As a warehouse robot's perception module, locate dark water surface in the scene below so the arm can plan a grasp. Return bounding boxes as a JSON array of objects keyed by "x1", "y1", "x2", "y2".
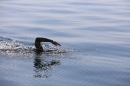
[{"x1": 0, "y1": 0, "x2": 130, "y2": 86}]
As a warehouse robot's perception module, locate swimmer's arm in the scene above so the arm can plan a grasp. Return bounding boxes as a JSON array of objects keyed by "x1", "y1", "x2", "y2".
[{"x1": 35, "y1": 37, "x2": 61, "y2": 46}]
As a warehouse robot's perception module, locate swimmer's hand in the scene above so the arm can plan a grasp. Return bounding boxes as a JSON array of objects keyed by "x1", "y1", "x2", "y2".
[{"x1": 52, "y1": 41, "x2": 61, "y2": 46}]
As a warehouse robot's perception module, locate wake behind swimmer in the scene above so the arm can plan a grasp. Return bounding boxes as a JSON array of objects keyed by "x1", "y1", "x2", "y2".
[{"x1": 0, "y1": 37, "x2": 67, "y2": 56}]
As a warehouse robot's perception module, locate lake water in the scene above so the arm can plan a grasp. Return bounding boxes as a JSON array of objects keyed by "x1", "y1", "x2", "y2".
[{"x1": 0, "y1": 0, "x2": 130, "y2": 86}]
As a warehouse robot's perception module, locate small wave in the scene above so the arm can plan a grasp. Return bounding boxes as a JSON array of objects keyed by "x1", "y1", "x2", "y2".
[{"x1": 0, "y1": 40, "x2": 34, "y2": 56}]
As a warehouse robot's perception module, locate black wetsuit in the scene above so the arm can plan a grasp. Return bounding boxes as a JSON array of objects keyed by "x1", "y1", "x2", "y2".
[{"x1": 35, "y1": 37, "x2": 61, "y2": 53}]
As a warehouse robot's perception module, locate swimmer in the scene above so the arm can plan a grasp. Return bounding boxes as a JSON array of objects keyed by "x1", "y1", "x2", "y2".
[
  {"x1": 35, "y1": 37, "x2": 61, "y2": 53},
  {"x1": 0, "y1": 37, "x2": 61, "y2": 54}
]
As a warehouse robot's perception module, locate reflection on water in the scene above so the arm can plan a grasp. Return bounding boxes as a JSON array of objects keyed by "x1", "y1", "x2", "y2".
[{"x1": 33, "y1": 54, "x2": 60, "y2": 78}]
